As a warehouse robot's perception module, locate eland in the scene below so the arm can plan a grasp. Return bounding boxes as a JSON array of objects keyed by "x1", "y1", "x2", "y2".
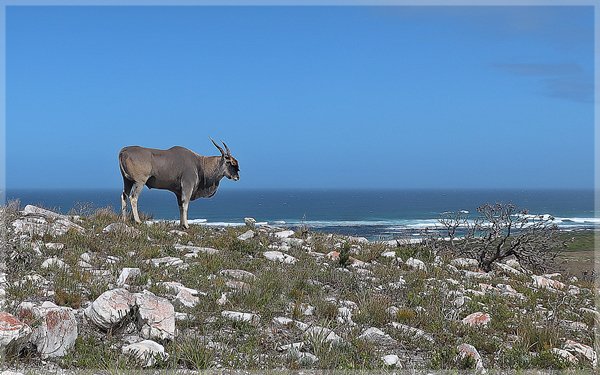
[{"x1": 118, "y1": 139, "x2": 240, "y2": 228}]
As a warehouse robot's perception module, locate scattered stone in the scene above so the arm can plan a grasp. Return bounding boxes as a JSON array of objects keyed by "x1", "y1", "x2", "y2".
[
  {"x1": 381, "y1": 251, "x2": 396, "y2": 258},
  {"x1": 494, "y1": 262, "x2": 522, "y2": 276},
  {"x1": 244, "y1": 217, "x2": 256, "y2": 228},
  {"x1": 0, "y1": 312, "x2": 31, "y2": 353},
  {"x1": 453, "y1": 296, "x2": 471, "y2": 308},
  {"x1": 225, "y1": 280, "x2": 250, "y2": 292},
  {"x1": 102, "y1": 222, "x2": 140, "y2": 236},
  {"x1": 41, "y1": 257, "x2": 69, "y2": 270},
  {"x1": 221, "y1": 311, "x2": 260, "y2": 326},
  {"x1": 18, "y1": 301, "x2": 78, "y2": 358},
  {"x1": 12, "y1": 205, "x2": 85, "y2": 236},
  {"x1": 389, "y1": 322, "x2": 435, "y2": 343},
  {"x1": 274, "y1": 230, "x2": 295, "y2": 239},
  {"x1": 462, "y1": 312, "x2": 491, "y2": 327},
  {"x1": 457, "y1": 343, "x2": 485, "y2": 372},
  {"x1": 169, "y1": 229, "x2": 187, "y2": 236},
  {"x1": 219, "y1": 269, "x2": 256, "y2": 280},
  {"x1": 122, "y1": 339, "x2": 169, "y2": 367},
  {"x1": 551, "y1": 348, "x2": 579, "y2": 364},
  {"x1": 276, "y1": 341, "x2": 304, "y2": 352},
  {"x1": 85, "y1": 288, "x2": 136, "y2": 330},
  {"x1": 157, "y1": 281, "x2": 202, "y2": 297},
  {"x1": 135, "y1": 291, "x2": 176, "y2": 341},
  {"x1": 216, "y1": 293, "x2": 228, "y2": 306},
  {"x1": 559, "y1": 320, "x2": 588, "y2": 332},
  {"x1": 336, "y1": 306, "x2": 355, "y2": 326},
  {"x1": 289, "y1": 302, "x2": 315, "y2": 316},
  {"x1": 532, "y1": 275, "x2": 565, "y2": 291},
  {"x1": 381, "y1": 354, "x2": 401, "y2": 367},
  {"x1": 77, "y1": 260, "x2": 93, "y2": 269},
  {"x1": 263, "y1": 251, "x2": 297, "y2": 264},
  {"x1": 174, "y1": 244, "x2": 219, "y2": 255},
  {"x1": 175, "y1": 289, "x2": 200, "y2": 308},
  {"x1": 563, "y1": 339, "x2": 597, "y2": 367},
  {"x1": 117, "y1": 268, "x2": 141, "y2": 287},
  {"x1": 406, "y1": 257, "x2": 427, "y2": 271},
  {"x1": 358, "y1": 327, "x2": 397, "y2": 345},
  {"x1": 237, "y1": 230, "x2": 255, "y2": 241},
  {"x1": 44, "y1": 242, "x2": 64, "y2": 250},
  {"x1": 450, "y1": 258, "x2": 479, "y2": 269},
  {"x1": 147, "y1": 257, "x2": 183, "y2": 267},
  {"x1": 463, "y1": 270, "x2": 492, "y2": 280},
  {"x1": 288, "y1": 348, "x2": 318, "y2": 364},
  {"x1": 303, "y1": 325, "x2": 342, "y2": 344}
]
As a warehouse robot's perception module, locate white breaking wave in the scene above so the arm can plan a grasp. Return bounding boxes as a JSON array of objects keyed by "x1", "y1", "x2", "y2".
[{"x1": 147, "y1": 215, "x2": 599, "y2": 230}]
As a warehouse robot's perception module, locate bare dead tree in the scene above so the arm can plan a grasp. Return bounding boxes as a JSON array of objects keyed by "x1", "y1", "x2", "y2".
[{"x1": 428, "y1": 203, "x2": 564, "y2": 272}]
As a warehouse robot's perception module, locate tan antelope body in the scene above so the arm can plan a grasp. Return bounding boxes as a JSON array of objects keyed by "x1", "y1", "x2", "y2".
[{"x1": 118, "y1": 140, "x2": 239, "y2": 228}]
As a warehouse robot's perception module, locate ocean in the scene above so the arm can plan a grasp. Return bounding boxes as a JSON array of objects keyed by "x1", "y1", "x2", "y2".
[{"x1": 5, "y1": 189, "x2": 598, "y2": 240}]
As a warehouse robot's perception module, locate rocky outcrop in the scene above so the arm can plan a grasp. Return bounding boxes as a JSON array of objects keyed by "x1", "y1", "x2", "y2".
[
  {"x1": 85, "y1": 288, "x2": 136, "y2": 330},
  {"x1": 0, "y1": 312, "x2": 31, "y2": 354},
  {"x1": 18, "y1": 301, "x2": 77, "y2": 358},
  {"x1": 122, "y1": 339, "x2": 169, "y2": 367},
  {"x1": 135, "y1": 291, "x2": 176, "y2": 341}
]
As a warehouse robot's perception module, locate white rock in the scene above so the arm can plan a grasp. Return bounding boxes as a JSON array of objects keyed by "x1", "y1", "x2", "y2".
[
  {"x1": 44, "y1": 242, "x2": 64, "y2": 250},
  {"x1": 336, "y1": 306, "x2": 355, "y2": 326},
  {"x1": 122, "y1": 339, "x2": 169, "y2": 367},
  {"x1": 272, "y1": 316, "x2": 295, "y2": 326},
  {"x1": 406, "y1": 257, "x2": 427, "y2": 271},
  {"x1": 157, "y1": 281, "x2": 202, "y2": 296},
  {"x1": 303, "y1": 325, "x2": 342, "y2": 344},
  {"x1": 564, "y1": 339, "x2": 597, "y2": 367},
  {"x1": 381, "y1": 354, "x2": 400, "y2": 367},
  {"x1": 117, "y1": 268, "x2": 141, "y2": 287},
  {"x1": 221, "y1": 311, "x2": 260, "y2": 326},
  {"x1": 147, "y1": 256, "x2": 183, "y2": 267},
  {"x1": 450, "y1": 258, "x2": 479, "y2": 269},
  {"x1": 176, "y1": 289, "x2": 200, "y2": 308},
  {"x1": 216, "y1": 293, "x2": 228, "y2": 306},
  {"x1": 457, "y1": 343, "x2": 485, "y2": 372},
  {"x1": 274, "y1": 230, "x2": 295, "y2": 239},
  {"x1": 276, "y1": 341, "x2": 304, "y2": 352},
  {"x1": 18, "y1": 301, "x2": 77, "y2": 358},
  {"x1": 389, "y1": 322, "x2": 434, "y2": 343},
  {"x1": 532, "y1": 275, "x2": 565, "y2": 291},
  {"x1": 244, "y1": 217, "x2": 256, "y2": 228},
  {"x1": 462, "y1": 312, "x2": 491, "y2": 327},
  {"x1": 288, "y1": 348, "x2": 318, "y2": 364},
  {"x1": 77, "y1": 260, "x2": 93, "y2": 269},
  {"x1": 169, "y1": 229, "x2": 187, "y2": 236},
  {"x1": 453, "y1": 296, "x2": 471, "y2": 308},
  {"x1": 41, "y1": 257, "x2": 68, "y2": 270},
  {"x1": 358, "y1": 327, "x2": 397, "y2": 345},
  {"x1": 135, "y1": 291, "x2": 176, "y2": 341},
  {"x1": 219, "y1": 269, "x2": 256, "y2": 280},
  {"x1": 494, "y1": 262, "x2": 522, "y2": 276},
  {"x1": 174, "y1": 244, "x2": 219, "y2": 255},
  {"x1": 85, "y1": 288, "x2": 136, "y2": 330},
  {"x1": 464, "y1": 270, "x2": 492, "y2": 280},
  {"x1": 0, "y1": 312, "x2": 31, "y2": 353},
  {"x1": 381, "y1": 251, "x2": 396, "y2": 258},
  {"x1": 263, "y1": 251, "x2": 297, "y2": 264},
  {"x1": 551, "y1": 348, "x2": 579, "y2": 364},
  {"x1": 237, "y1": 230, "x2": 255, "y2": 241},
  {"x1": 102, "y1": 222, "x2": 140, "y2": 236}
]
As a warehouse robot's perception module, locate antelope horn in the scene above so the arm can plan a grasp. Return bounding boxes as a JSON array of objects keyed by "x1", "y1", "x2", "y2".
[
  {"x1": 210, "y1": 137, "x2": 225, "y2": 156},
  {"x1": 222, "y1": 141, "x2": 231, "y2": 156}
]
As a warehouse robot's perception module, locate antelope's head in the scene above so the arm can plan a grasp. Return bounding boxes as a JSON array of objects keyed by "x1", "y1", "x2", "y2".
[{"x1": 211, "y1": 138, "x2": 240, "y2": 181}]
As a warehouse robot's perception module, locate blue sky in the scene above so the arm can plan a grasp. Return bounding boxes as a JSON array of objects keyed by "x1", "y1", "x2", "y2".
[{"x1": 6, "y1": 6, "x2": 595, "y2": 189}]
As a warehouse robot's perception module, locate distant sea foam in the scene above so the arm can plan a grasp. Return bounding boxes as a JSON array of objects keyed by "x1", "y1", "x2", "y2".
[{"x1": 7, "y1": 188, "x2": 598, "y2": 240}]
